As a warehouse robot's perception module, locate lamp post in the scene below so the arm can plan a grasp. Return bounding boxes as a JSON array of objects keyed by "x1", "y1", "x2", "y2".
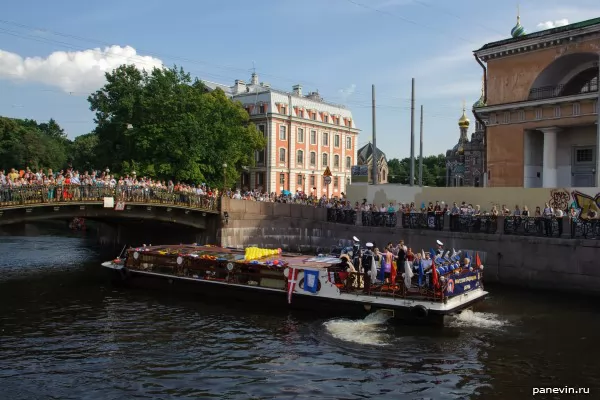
[{"x1": 222, "y1": 163, "x2": 228, "y2": 191}]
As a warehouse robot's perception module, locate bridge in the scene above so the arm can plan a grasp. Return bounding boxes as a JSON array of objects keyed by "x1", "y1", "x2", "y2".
[{"x1": 0, "y1": 186, "x2": 220, "y2": 229}]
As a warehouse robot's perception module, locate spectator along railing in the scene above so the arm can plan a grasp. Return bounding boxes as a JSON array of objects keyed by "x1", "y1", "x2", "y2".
[
  {"x1": 0, "y1": 185, "x2": 218, "y2": 211},
  {"x1": 325, "y1": 209, "x2": 595, "y2": 239}
]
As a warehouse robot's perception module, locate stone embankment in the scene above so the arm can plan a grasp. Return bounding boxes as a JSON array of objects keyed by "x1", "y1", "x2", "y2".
[{"x1": 219, "y1": 198, "x2": 600, "y2": 295}]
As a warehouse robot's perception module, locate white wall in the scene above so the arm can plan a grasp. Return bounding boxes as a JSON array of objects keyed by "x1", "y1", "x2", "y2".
[{"x1": 524, "y1": 130, "x2": 543, "y2": 188}]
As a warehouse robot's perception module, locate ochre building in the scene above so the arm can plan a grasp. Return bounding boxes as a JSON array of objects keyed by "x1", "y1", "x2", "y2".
[{"x1": 473, "y1": 16, "x2": 600, "y2": 187}]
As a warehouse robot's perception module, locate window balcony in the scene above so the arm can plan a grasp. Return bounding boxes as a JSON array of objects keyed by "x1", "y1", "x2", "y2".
[{"x1": 528, "y1": 78, "x2": 598, "y2": 101}]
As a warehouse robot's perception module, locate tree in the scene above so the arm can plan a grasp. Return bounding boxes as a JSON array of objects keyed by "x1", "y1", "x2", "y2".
[
  {"x1": 0, "y1": 116, "x2": 70, "y2": 171},
  {"x1": 387, "y1": 154, "x2": 446, "y2": 186},
  {"x1": 88, "y1": 64, "x2": 265, "y2": 186},
  {"x1": 71, "y1": 132, "x2": 99, "y2": 171}
]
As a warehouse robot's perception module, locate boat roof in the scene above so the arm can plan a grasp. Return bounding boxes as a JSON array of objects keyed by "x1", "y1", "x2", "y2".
[{"x1": 128, "y1": 245, "x2": 341, "y2": 268}]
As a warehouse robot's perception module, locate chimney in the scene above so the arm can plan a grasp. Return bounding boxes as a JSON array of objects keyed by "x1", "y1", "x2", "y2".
[
  {"x1": 234, "y1": 79, "x2": 247, "y2": 94},
  {"x1": 250, "y1": 73, "x2": 258, "y2": 85},
  {"x1": 292, "y1": 84, "x2": 302, "y2": 96}
]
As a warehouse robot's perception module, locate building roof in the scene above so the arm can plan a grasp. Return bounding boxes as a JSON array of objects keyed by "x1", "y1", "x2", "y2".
[
  {"x1": 475, "y1": 17, "x2": 600, "y2": 52},
  {"x1": 357, "y1": 142, "x2": 387, "y2": 164}
]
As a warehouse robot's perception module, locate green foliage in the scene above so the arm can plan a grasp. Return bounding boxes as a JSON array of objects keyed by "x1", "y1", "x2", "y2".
[
  {"x1": 88, "y1": 64, "x2": 265, "y2": 186},
  {"x1": 0, "y1": 116, "x2": 71, "y2": 171},
  {"x1": 387, "y1": 154, "x2": 446, "y2": 187}
]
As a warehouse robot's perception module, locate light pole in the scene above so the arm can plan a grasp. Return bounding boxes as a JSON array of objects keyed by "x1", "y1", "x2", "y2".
[{"x1": 222, "y1": 163, "x2": 228, "y2": 191}]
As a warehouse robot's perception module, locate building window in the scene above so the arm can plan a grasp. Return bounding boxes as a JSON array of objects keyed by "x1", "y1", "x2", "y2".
[
  {"x1": 518, "y1": 110, "x2": 525, "y2": 121},
  {"x1": 310, "y1": 130, "x2": 317, "y2": 145},
  {"x1": 280, "y1": 173, "x2": 285, "y2": 184},
  {"x1": 259, "y1": 104, "x2": 266, "y2": 114},
  {"x1": 490, "y1": 113, "x2": 497, "y2": 124},
  {"x1": 281, "y1": 106, "x2": 287, "y2": 115},
  {"x1": 322, "y1": 132, "x2": 329, "y2": 146},
  {"x1": 311, "y1": 112, "x2": 316, "y2": 121},
  {"x1": 346, "y1": 156, "x2": 351, "y2": 169},
  {"x1": 297, "y1": 150, "x2": 304, "y2": 164},
  {"x1": 279, "y1": 148, "x2": 286, "y2": 163},
  {"x1": 256, "y1": 172, "x2": 264, "y2": 186},
  {"x1": 310, "y1": 175, "x2": 315, "y2": 187},
  {"x1": 576, "y1": 149, "x2": 593, "y2": 163},
  {"x1": 535, "y1": 109, "x2": 542, "y2": 120},
  {"x1": 333, "y1": 177, "x2": 339, "y2": 188},
  {"x1": 297, "y1": 128, "x2": 304, "y2": 143},
  {"x1": 279, "y1": 126, "x2": 287, "y2": 140},
  {"x1": 298, "y1": 110, "x2": 304, "y2": 118},
  {"x1": 503, "y1": 112, "x2": 510, "y2": 124},
  {"x1": 322, "y1": 153, "x2": 328, "y2": 167},
  {"x1": 310, "y1": 152, "x2": 316, "y2": 166},
  {"x1": 257, "y1": 124, "x2": 266, "y2": 136},
  {"x1": 334, "y1": 155, "x2": 340, "y2": 168},
  {"x1": 573, "y1": 103, "x2": 581, "y2": 116},
  {"x1": 346, "y1": 137, "x2": 352, "y2": 149},
  {"x1": 324, "y1": 115, "x2": 329, "y2": 123},
  {"x1": 334, "y1": 134, "x2": 340, "y2": 147},
  {"x1": 255, "y1": 149, "x2": 265, "y2": 164},
  {"x1": 554, "y1": 106, "x2": 561, "y2": 118}
]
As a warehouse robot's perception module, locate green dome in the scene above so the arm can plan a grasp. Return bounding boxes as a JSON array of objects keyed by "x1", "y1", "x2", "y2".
[
  {"x1": 511, "y1": 16, "x2": 525, "y2": 37},
  {"x1": 473, "y1": 95, "x2": 486, "y2": 108}
]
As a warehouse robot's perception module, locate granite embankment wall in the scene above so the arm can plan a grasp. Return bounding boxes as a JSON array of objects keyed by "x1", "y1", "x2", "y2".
[{"x1": 219, "y1": 198, "x2": 600, "y2": 295}]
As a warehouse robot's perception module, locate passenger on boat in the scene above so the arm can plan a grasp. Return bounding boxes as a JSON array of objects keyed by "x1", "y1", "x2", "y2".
[
  {"x1": 380, "y1": 247, "x2": 393, "y2": 282},
  {"x1": 339, "y1": 254, "x2": 360, "y2": 288},
  {"x1": 436, "y1": 240, "x2": 444, "y2": 257},
  {"x1": 362, "y1": 243, "x2": 376, "y2": 293}
]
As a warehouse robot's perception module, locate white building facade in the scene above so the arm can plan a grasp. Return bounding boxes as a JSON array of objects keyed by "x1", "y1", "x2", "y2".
[{"x1": 204, "y1": 73, "x2": 360, "y2": 197}]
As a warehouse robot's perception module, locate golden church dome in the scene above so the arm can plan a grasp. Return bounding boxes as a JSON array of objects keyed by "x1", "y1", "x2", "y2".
[
  {"x1": 458, "y1": 106, "x2": 470, "y2": 129},
  {"x1": 457, "y1": 145, "x2": 464, "y2": 154}
]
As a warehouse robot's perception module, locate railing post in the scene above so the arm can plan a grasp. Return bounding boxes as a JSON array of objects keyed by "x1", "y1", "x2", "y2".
[
  {"x1": 495, "y1": 216, "x2": 503, "y2": 234},
  {"x1": 560, "y1": 216, "x2": 569, "y2": 238},
  {"x1": 356, "y1": 211, "x2": 362, "y2": 226}
]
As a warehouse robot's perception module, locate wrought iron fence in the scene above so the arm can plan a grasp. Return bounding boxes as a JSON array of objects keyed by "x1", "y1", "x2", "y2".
[
  {"x1": 450, "y1": 214, "x2": 498, "y2": 234},
  {"x1": 570, "y1": 219, "x2": 600, "y2": 239},
  {"x1": 362, "y1": 211, "x2": 397, "y2": 227},
  {"x1": 528, "y1": 80, "x2": 598, "y2": 101},
  {"x1": 0, "y1": 185, "x2": 218, "y2": 211},
  {"x1": 503, "y1": 216, "x2": 561, "y2": 237},
  {"x1": 326, "y1": 208, "x2": 357, "y2": 225},
  {"x1": 402, "y1": 212, "x2": 444, "y2": 230}
]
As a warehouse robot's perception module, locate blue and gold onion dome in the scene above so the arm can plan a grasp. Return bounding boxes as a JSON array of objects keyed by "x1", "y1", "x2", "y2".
[{"x1": 511, "y1": 16, "x2": 526, "y2": 38}]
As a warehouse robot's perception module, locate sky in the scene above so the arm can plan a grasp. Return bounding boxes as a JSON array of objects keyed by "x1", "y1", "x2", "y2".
[{"x1": 1, "y1": 0, "x2": 599, "y2": 160}]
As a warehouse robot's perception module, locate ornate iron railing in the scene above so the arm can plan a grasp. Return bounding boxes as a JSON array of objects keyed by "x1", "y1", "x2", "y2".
[
  {"x1": 450, "y1": 214, "x2": 498, "y2": 234},
  {"x1": 326, "y1": 208, "x2": 357, "y2": 225},
  {"x1": 570, "y1": 219, "x2": 600, "y2": 239},
  {"x1": 528, "y1": 80, "x2": 598, "y2": 101},
  {"x1": 0, "y1": 185, "x2": 218, "y2": 211},
  {"x1": 402, "y1": 212, "x2": 444, "y2": 230},
  {"x1": 362, "y1": 211, "x2": 397, "y2": 227},
  {"x1": 503, "y1": 216, "x2": 562, "y2": 237}
]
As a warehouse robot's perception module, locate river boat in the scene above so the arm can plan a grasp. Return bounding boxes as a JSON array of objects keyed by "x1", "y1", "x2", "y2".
[{"x1": 101, "y1": 244, "x2": 488, "y2": 325}]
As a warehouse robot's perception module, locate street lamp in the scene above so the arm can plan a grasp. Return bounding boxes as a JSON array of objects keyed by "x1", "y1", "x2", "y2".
[{"x1": 222, "y1": 163, "x2": 228, "y2": 191}]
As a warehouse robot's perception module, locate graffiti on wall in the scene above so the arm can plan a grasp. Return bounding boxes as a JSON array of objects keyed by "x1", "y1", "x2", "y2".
[
  {"x1": 549, "y1": 189, "x2": 571, "y2": 211},
  {"x1": 571, "y1": 191, "x2": 600, "y2": 220}
]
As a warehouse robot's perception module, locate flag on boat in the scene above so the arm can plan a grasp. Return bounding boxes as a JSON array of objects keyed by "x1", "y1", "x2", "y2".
[
  {"x1": 287, "y1": 267, "x2": 298, "y2": 304},
  {"x1": 475, "y1": 252, "x2": 482, "y2": 267},
  {"x1": 431, "y1": 258, "x2": 439, "y2": 289},
  {"x1": 391, "y1": 261, "x2": 397, "y2": 285},
  {"x1": 304, "y1": 269, "x2": 320, "y2": 293},
  {"x1": 403, "y1": 260, "x2": 414, "y2": 289}
]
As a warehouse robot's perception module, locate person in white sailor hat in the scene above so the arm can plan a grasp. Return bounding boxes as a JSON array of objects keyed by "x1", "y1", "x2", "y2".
[{"x1": 436, "y1": 240, "x2": 445, "y2": 256}]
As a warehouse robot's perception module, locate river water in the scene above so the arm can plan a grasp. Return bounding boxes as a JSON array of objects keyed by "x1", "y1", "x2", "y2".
[{"x1": 0, "y1": 228, "x2": 598, "y2": 399}]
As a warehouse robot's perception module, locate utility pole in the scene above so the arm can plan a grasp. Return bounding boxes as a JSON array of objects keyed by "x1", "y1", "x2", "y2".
[
  {"x1": 419, "y1": 104, "x2": 424, "y2": 187},
  {"x1": 372, "y1": 84, "x2": 378, "y2": 185},
  {"x1": 410, "y1": 78, "x2": 415, "y2": 186}
]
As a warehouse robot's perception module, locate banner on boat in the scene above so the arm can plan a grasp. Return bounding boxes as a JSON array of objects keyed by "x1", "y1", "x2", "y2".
[
  {"x1": 304, "y1": 269, "x2": 320, "y2": 293},
  {"x1": 444, "y1": 270, "x2": 481, "y2": 296}
]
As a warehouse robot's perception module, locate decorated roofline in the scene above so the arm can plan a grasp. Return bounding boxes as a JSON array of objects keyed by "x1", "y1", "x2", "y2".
[{"x1": 474, "y1": 17, "x2": 600, "y2": 59}]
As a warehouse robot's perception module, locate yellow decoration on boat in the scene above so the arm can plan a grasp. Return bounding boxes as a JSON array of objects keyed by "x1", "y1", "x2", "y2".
[{"x1": 244, "y1": 247, "x2": 280, "y2": 261}]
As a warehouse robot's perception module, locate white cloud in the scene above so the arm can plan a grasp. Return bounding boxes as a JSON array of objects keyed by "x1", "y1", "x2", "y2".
[
  {"x1": 536, "y1": 18, "x2": 569, "y2": 30},
  {"x1": 339, "y1": 83, "x2": 357, "y2": 101},
  {"x1": 0, "y1": 45, "x2": 163, "y2": 94}
]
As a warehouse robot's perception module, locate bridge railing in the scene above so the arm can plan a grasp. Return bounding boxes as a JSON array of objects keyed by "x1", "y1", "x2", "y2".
[{"x1": 0, "y1": 185, "x2": 218, "y2": 211}]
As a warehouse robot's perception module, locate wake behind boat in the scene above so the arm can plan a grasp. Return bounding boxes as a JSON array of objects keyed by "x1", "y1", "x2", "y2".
[{"x1": 101, "y1": 239, "x2": 487, "y2": 325}]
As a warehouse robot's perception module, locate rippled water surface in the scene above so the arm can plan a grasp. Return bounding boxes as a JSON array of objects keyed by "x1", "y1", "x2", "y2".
[{"x1": 1, "y1": 233, "x2": 599, "y2": 399}]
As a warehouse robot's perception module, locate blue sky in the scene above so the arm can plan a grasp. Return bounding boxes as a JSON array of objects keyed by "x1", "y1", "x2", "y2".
[{"x1": 1, "y1": 0, "x2": 598, "y2": 160}]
